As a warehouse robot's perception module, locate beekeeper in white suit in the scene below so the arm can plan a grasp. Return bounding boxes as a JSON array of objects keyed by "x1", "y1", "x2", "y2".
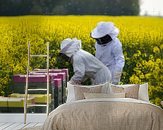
[
  {"x1": 91, "y1": 21, "x2": 125, "y2": 84},
  {"x1": 59, "y1": 37, "x2": 112, "y2": 85}
]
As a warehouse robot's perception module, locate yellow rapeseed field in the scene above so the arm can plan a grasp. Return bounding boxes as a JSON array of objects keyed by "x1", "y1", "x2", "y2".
[{"x1": 0, "y1": 16, "x2": 162, "y2": 106}]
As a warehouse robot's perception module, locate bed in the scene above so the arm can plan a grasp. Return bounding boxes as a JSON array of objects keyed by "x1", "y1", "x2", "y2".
[{"x1": 41, "y1": 83, "x2": 163, "y2": 130}]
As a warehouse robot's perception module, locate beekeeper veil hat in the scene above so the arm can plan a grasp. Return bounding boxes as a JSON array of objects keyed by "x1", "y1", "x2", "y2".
[
  {"x1": 60, "y1": 38, "x2": 82, "y2": 57},
  {"x1": 91, "y1": 21, "x2": 119, "y2": 39}
]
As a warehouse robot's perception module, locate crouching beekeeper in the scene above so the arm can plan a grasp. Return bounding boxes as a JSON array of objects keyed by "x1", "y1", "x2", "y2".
[{"x1": 59, "y1": 37, "x2": 111, "y2": 85}]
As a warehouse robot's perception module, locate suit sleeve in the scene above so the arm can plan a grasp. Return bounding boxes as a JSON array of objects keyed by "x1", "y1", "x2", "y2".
[
  {"x1": 69, "y1": 56, "x2": 85, "y2": 84},
  {"x1": 112, "y1": 42, "x2": 125, "y2": 72}
]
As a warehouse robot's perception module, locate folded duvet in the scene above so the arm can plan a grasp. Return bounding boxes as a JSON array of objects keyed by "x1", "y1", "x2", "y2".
[{"x1": 42, "y1": 98, "x2": 163, "y2": 130}]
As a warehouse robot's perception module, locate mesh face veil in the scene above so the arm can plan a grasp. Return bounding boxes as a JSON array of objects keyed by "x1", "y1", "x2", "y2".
[{"x1": 95, "y1": 34, "x2": 112, "y2": 45}]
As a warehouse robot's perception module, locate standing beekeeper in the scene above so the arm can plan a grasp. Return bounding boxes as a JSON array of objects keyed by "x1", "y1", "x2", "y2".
[
  {"x1": 59, "y1": 37, "x2": 112, "y2": 85},
  {"x1": 91, "y1": 21, "x2": 125, "y2": 85}
]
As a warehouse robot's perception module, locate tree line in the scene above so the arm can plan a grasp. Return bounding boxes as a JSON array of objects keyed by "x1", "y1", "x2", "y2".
[{"x1": 0, "y1": 0, "x2": 140, "y2": 16}]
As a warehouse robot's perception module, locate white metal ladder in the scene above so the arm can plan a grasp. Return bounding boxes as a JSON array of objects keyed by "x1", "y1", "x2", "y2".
[{"x1": 24, "y1": 41, "x2": 50, "y2": 124}]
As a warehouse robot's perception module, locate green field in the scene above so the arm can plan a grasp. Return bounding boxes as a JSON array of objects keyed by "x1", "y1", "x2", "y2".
[{"x1": 0, "y1": 16, "x2": 162, "y2": 106}]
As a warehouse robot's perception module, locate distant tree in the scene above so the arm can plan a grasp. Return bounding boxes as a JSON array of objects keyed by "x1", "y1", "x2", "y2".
[
  {"x1": 0, "y1": 0, "x2": 140, "y2": 15},
  {"x1": 30, "y1": 0, "x2": 42, "y2": 15},
  {"x1": 0, "y1": 0, "x2": 32, "y2": 16},
  {"x1": 53, "y1": 0, "x2": 140, "y2": 15},
  {"x1": 12, "y1": 0, "x2": 32, "y2": 15},
  {"x1": 0, "y1": 0, "x2": 13, "y2": 15}
]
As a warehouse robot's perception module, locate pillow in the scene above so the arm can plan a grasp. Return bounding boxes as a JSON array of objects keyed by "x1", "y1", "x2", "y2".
[
  {"x1": 74, "y1": 85, "x2": 102, "y2": 100},
  {"x1": 66, "y1": 82, "x2": 111, "y2": 103},
  {"x1": 84, "y1": 92, "x2": 125, "y2": 99},
  {"x1": 138, "y1": 83, "x2": 149, "y2": 102},
  {"x1": 77, "y1": 82, "x2": 111, "y2": 94},
  {"x1": 66, "y1": 82, "x2": 76, "y2": 103},
  {"x1": 111, "y1": 84, "x2": 139, "y2": 99},
  {"x1": 161, "y1": 101, "x2": 163, "y2": 107}
]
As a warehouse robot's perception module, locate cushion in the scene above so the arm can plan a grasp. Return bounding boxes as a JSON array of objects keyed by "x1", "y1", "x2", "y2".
[
  {"x1": 67, "y1": 82, "x2": 149, "y2": 102},
  {"x1": 74, "y1": 85, "x2": 102, "y2": 100},
  {"x1": 161, "y1": 101, "x2": 163, "y2": 107},
  {"x1": 138, "y1": 83, "x2": 149, "y2": 102},
  {"x1": 111, "y1": 84, "x2": 139, "y2": 99},
  {"x1": 84, "y1": 92, "x2": 125, "y2": 99},
  {"x1": 66, "y1": 82, "x2": 76, "y2": 103},
  {"x1": 66, "y1": 82, "x2": 111, "y2": 103}
]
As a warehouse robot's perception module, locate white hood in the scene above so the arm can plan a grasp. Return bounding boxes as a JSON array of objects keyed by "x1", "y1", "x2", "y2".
[
  {"x1": 60, "y1": 38, "x2": 82, "y2": 57},
  {"x1": 91, "y1": 21, "x2": 119, "y2": 39}
]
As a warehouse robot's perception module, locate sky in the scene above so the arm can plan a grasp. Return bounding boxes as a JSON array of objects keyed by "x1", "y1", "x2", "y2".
[{"x1": 140, "y1": 0, "x2": 163, "y2": 16}]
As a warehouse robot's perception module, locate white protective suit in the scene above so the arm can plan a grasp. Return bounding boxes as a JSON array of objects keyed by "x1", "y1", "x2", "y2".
[
  {"x1": 60, "y1": 38, "x2": 112, "y2": 85},
  {"x1": 91, "y1": 22, "x2": 125, "y2": 84}
]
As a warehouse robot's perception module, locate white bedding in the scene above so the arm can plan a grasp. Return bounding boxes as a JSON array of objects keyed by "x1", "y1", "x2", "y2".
[{"x1": 42, "y1": 98, "x2": 163, "y2": 130}]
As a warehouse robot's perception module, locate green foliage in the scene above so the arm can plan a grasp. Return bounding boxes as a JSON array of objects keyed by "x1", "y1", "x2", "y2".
[
  {"x1": 0, "y1": 63, "x2": 13, "y2": 96},
  {"x1": 0, "y1": 16, "x2": 162, "y2": 106}
]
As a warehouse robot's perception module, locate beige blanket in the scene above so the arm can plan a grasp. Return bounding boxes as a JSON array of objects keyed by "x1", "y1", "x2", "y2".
[{"x1": 42, "y1": 98, "x2": 163, "y2": 130}]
